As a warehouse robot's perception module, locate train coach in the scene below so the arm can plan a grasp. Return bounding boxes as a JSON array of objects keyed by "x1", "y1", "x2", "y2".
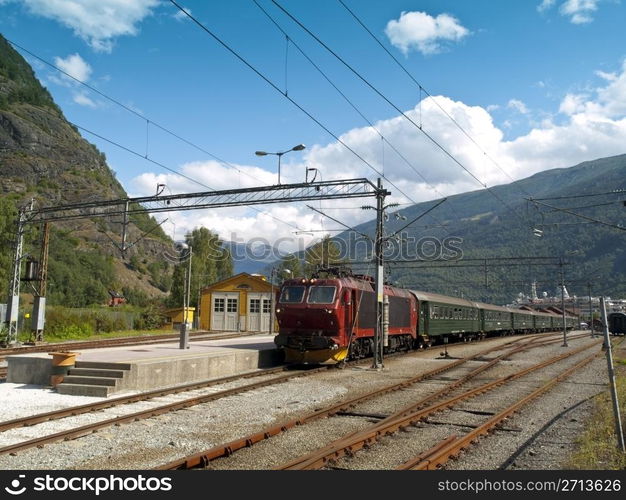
[
  {"x1": 608, "y1": 312, "x2": 626, "y2": 335},
  {"x1": 274, "y1": 273, "x2": 576, "y2": 364}
]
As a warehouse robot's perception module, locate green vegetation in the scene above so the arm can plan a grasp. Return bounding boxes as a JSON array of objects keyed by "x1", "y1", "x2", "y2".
[
  {"x1": 47, "y1": 228, "x2": 116, "y2": 307},
  {"x1": 567, "y1": 343, "x2": 626, "y2": 469},
  {"x1": 128, "y1": 203, "x2": 170, "y2": 243},
  {"x1": 15, "y1": 304, "x2": 168, "y2": 342},
  {"x1": 0, "y1": 197, "x2": 18, "y2": 301},
  {"x1": 168, "y1": 227, "x2": 233, "y2": 308},
  {"x1": 0, "y1": 35, "x2": 59, "y2": 111},
  {"x1": 337, "y1": 154, "x2": 626, "y2": 304},
  {"x1": 303, "y1": 236, "x2": 347, "y2": 277},
  {"x1": 275, "y1": 254, "x2": 303, "y2": 278}
]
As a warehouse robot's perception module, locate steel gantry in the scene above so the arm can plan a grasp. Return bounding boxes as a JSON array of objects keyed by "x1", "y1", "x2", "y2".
[{"x1": 3, "y1": 178, "x2": 389, "y2": 350}]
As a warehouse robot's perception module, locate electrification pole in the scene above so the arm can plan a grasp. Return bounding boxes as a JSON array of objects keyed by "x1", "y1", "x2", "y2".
[
  {"x1": 560, "y1": 258, "x2": 568, "y2": 347},
  {"x1": 32, "y1": 222, "x2": 50, "y2": 342},
  {"x1": 589, "y1": 282, "x2": 595, "y2": 338},
  {"x1": 373, "y1": 178, "x2": 385, "y2": 370},
  {"x1": 179, "y1": 245, "x2": 192, "y2": 350},
  {"x1": 600, "y1": 297, "x2": 626, "y2": 453},
  {"x1": 4, "y1": 203, "x2": 31, "y2": 346}
]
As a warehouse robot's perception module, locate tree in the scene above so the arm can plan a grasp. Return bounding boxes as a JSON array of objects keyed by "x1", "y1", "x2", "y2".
[
  {"x1": 0, "y1": 197, "x2": 17, "y2": 302},
  {"x1": 168, "y1": 227, "x2": 233, "y2": 309},
  {"x1": 276, "y1": 254, "x2": 302, "y2": 279},
  {"x1": 303, "y1": 236, "x2": 346, "y2": 277}
]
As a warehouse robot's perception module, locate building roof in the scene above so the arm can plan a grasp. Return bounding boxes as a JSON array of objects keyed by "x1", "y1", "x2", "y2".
[{"x1": 201, "y1": 272, "x2": 272, "y2": 293}]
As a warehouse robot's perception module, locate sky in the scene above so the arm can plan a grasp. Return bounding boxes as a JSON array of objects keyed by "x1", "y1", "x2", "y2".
[{"x1": 1, "y1": 0, "x2": 625, "y2": 254}]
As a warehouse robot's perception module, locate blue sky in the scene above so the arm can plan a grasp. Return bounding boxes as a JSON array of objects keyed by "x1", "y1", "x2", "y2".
[{"x1": 1, "y1": 0, "x2": 625, "y2": 250}]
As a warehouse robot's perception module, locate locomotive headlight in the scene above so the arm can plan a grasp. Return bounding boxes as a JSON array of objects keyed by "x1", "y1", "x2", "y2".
[{"x1": 276, "y1": 308, "x2": 281, "y2": 313}]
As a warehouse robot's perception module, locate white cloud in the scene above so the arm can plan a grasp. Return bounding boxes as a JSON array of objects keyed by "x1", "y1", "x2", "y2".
[
  {"x1": 19, "y1": 0, "x2": 159, "y2": 52},
  {"x1": 560, "y1": 0, "x2": 599, "y2": 24},
  {"x1": 537, "y1": 0, "x2": 557, "y2": 12},
  {"x1": 173, "y1": 6, "x2": 191, "y2": 21},
  {"x1": 73, "y1": 91, "x2": 97, "y2": 108},
  {"x1": 595, "y1": 70, "x2": 617, "y2": 82},
  {"x1": 54, "y1": 53, "x2": 91, "y2": 82},
  {"x1": 539, "y1": 0, "x2": 602, "y2": 24},
  {"x1": 128, "y1": 61, "x2": 626, "y2": 248},
  {"x1": 507, "y1": 99, "x2": 529, "y2": 114},
  {"x1": 385, "y1": 11, "x2": 470, "y2": 55}
]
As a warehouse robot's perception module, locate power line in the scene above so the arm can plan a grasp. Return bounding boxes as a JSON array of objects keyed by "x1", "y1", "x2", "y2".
[
  {"x1": 8, "y1": 38, "x2": 304, "y2": 233},
  {"x1": 269, "y1": 0, "x2": 530, "y2": 229},
  {"x1": 336, "y1": 0, "x2": 533, "y2": 199},
  {"x1": 168, "y1": 0, "x2": 420, "y2": 207},
  {"x1": 5, "y1": 38, "x2": 264, "y2": 186},
  {"x1": 252, "y1": 0, "x2": 448, "y2": 202},
  {"x1": 528, "y1": 198, "x2": 626, "y2": 232},
  {"x1": 29, "y1": 103, "x2": 304, "y2": 232},
  {"x1": 532, "y1": 189, "x2": 626, "y2": 201}
]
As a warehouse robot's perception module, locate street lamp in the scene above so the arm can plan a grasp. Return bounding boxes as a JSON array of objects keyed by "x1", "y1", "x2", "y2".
[
  {"x1": 255, "y1": 144, "x2": 306, "y2": 184},
  {"x1": 175, "y1": 241, "x2": 192, "y2": 350}
]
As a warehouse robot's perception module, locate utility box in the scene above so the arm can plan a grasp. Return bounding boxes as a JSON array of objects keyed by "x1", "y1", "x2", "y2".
[
  {"x1": 32, "y1": 296, "x2": 46, "y2": 332},
  {"x1": 6, "y1": 295, "x2": 19, "y2": 323}
]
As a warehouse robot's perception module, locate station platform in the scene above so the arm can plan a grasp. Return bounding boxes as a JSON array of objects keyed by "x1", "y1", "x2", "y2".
[{"x1": 6, "y1": 334, "x2": 283, "y2": 397}]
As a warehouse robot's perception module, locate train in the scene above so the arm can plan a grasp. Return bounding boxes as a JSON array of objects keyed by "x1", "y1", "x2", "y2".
[
  {"x1": 608, "y1": 312, "x2": 626, "y2": 335},
  {"x1": 274, "y1": 272, "x2": 577, "y2": 364}
]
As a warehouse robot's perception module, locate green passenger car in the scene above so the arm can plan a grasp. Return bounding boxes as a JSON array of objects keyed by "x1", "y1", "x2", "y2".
[
  {"x1": 411, "y1": 291, "x2": 481, "y2": 341},
  {"x1": 475, "y1": 303, "x2": 513, "y2": 334}
]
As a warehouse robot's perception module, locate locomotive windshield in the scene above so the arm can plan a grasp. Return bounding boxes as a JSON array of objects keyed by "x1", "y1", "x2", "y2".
[
  {"x1": 307, "y1": 286, "x2": 337, "y2": 304},
  {"x1": 279, "y1": 286, "x2": 305, "y2": 303}
]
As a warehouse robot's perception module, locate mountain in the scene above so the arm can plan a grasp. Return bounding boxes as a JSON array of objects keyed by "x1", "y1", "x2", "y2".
[
  {"x1": 0, "y1": 34, "x2": 173, "y2": 306},
  {"x1": 332, "y1": 154, "x2": 626, "y2": 304}
]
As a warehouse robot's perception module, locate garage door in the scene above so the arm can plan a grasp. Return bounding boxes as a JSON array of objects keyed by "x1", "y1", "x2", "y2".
[
  {"x1": 211, "y1": 292, "x2": 239, "y2": 331},
  {"x1": 247, "y1": 292, "x2": 272, "y2": 332}
]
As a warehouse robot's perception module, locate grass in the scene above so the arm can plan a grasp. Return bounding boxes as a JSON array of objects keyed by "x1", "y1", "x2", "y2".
[
  {"x1": 567, "y1": 340, "x2": 626, "y2": 470},
  {"x1": 18, "y1": 327, "x2": 176, "y2": 345}
]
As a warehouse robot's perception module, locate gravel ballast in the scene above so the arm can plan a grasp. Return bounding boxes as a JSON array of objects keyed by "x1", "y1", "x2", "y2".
[{"x1": 0, "y1": 332, "x2": 612, "y2": 470}]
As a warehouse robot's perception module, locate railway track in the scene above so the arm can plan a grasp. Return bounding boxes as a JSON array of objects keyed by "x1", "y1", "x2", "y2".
[
  {"x1": 0, "y1": 333, "x2": 560, "y2": 460},
  {"x1": 396, "y1": 350, "x2": 600, "y2": 470},
  {"x1": 155, "y1": 332, "x2": 594, "y2": 470},
  {"x1": 278, "y1": 342, "x2": 599, "y2": 470}
]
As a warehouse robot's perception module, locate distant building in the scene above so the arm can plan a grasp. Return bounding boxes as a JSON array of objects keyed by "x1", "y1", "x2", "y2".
[
  {"x1": 164, "y1": 307, "x2": 195, "y2": 330},
  {"x1": 511, "y1": 283, "x2": 626, "y2": 320},
  {"x1": 199, "y1": 273, "x2": 274, "y2": 332},
  {"x1": 108, "y1": 290, "x2": 126, "y2": 307}
]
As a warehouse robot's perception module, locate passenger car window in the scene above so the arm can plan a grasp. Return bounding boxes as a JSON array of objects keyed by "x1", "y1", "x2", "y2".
[
  {"x1": 279, "y1": 286, "x2": 305, "y2": 303},
  {"x1": 307, "y1": 286, "x2": 337, "y2": 304}
]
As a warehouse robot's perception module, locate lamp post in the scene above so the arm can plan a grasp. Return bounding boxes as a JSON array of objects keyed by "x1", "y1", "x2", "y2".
[
  {"x1": 255, "y1": 144, "x2": 306, "y2": 184},
  {"x1": 176, "y1": 241, "x2": 192, "y2": 350}
]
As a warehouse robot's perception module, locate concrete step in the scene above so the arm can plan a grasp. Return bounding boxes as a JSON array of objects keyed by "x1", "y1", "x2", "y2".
[
  {"x1": 75, "y1": 361, "x2": 132, "y2": 371},
  {"x1": 62, "y1": 375, "x2": 118, "y2": 386},
  {"x1": 56, "y1": 383, "x2": 111, "y2": 397},
  {"x1": 68, "y1": 367, "x2": 126, "y2": 378}
]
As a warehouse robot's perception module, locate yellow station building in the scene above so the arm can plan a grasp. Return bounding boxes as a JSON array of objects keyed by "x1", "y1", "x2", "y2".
[{"x1": 200, "y1": 273, "x2": 276, "y2": 332}]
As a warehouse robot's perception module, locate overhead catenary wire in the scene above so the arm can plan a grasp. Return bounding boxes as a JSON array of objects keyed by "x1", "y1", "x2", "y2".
[
  {"x1": 528, "y1": 198, "x2": 626, "y2": 232},
  {"x1": 251, "y1": 0, "x2": 448, "y2": 202},
  {"x1": 168, "y1": 0, "x2": 418, "y2": 208},
  {"x1": 4, "y1": 38, "x2": 264, "y2": 186},
  {"x1": 336, "y1": 0, "x2": 533, "y2": 199},
  {"x1": 29, "y1": 104, "x2": 304, "y2": 232},
  {"x1": 7, "y1": 38, "x2": 304, "y2": 233},
  {"x1": 269, "y1": 0, "x2": 531, "y2": 229}
]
